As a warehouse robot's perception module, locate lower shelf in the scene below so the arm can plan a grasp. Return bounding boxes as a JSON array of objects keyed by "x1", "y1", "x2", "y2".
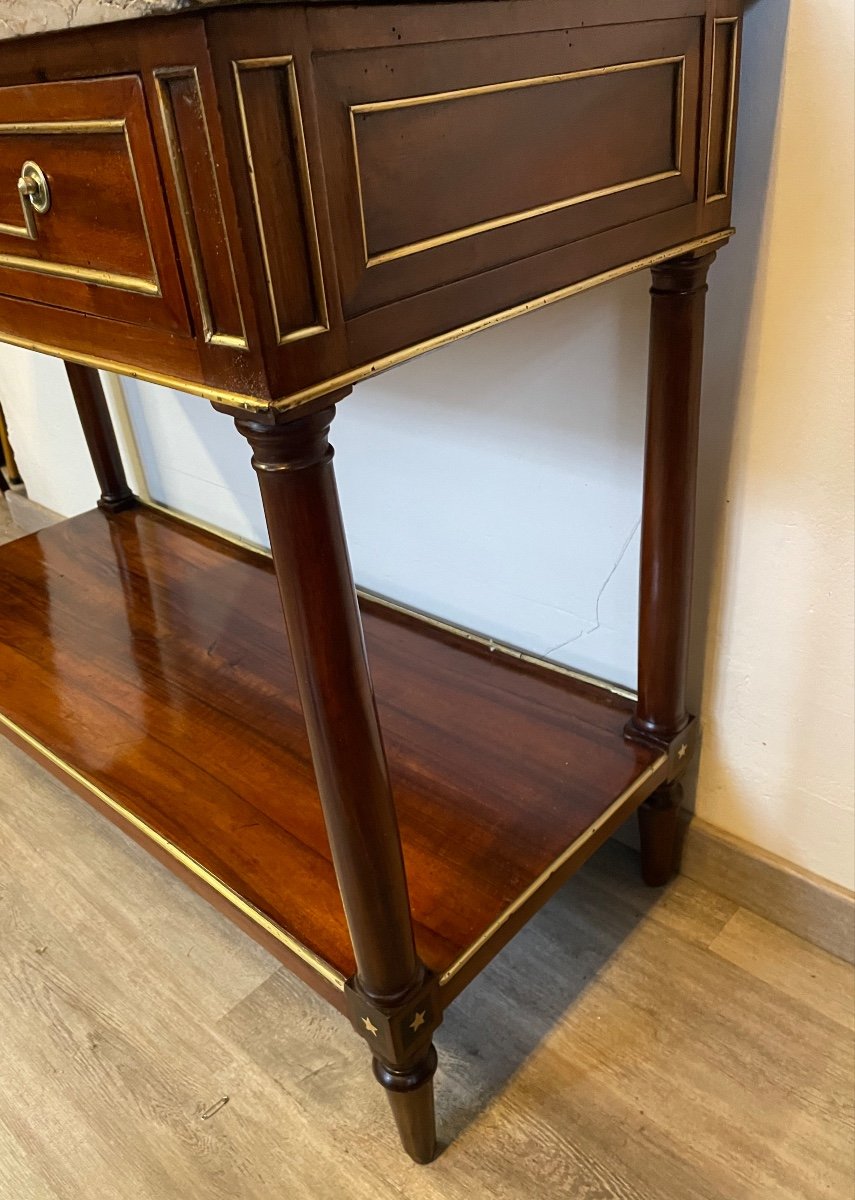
[{"x1": 0, "y1": 506, "x2": 666, "y2": 1005}]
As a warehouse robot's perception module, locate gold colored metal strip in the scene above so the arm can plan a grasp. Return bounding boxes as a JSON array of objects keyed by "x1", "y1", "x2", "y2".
[
  {"x1": 438, "y1": 755, "x2": 668, "y2": 988},
  {"x1": 0, "y1": 229, "x2": 734, "y2": 413},
  {"x1": 0, "y1": 253, "x2": 160, "y2": 294},
  {"x1": 350, "y1": 57, "x2": 686, "y2": 115},
  {"x1": 153, "y1": 67, "x2": 248, "y2": 350},
  {"x1": 0, "y1": 708, "x2": 347, "y2": 992},
  {"x1": 232, "y1": 55, "x2": 330, "y2": 345},
  {"x1": 0, "y1": 119, "x2": 126, "y2": 135},
  {"x1": 350, "y1": 56, "x2": 687, "y2": 266},
  {"x1": 358, "y1": 587, "x2": 636, "y2": 700},
  {"x1": 104, "y1": 486, "x2": 639, "y2": 700},
  {"x1": 705, "y1": 17, "x2": 740, "y2": 203}
]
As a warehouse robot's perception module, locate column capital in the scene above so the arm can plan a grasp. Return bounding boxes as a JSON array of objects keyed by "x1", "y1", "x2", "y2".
[
  {"x1": 650, "y1": 250, "x2": 717, "y2": 296},
  {"x1": 235, "y1": 406, "x2": 336, "y2": 474}
]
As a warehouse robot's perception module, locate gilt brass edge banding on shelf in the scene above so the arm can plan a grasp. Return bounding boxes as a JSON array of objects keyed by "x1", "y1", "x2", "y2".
[
  {"x1": 109, "y1": 483, "x2": 640, "y2": 699},
  {"x1": 0, "y1": 117, "x2": 163, "y2": 297},
  {"x1": 154, "y1": 66, "x2": 249, "y2": 350},
  {"x1": 704, "y1": 17, "x2": 739, "y2": 204},
  {"x1": 0, "y1": 230, "x2": 734, "y2": 412},
  {"x1": 438, "y1": 755, "x2": 668, "y2": 987},
  {"x1": 350, "y1": 56, "x2": 686, "y2": 267},
  {"x1": 0, "y1": 709, "x2": 347, "y2": 991},
  {"x1": 357, "y1": 587, "x2": 636, "y2": 700},
  {"x1": 232, "y1": 55, "x2": 330, "y2": 345}
]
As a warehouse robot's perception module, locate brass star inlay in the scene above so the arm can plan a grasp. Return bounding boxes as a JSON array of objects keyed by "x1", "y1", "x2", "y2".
[
  {"x1": 362, "y1": 1016, "x2": 378, "y2": 1036},
  {"x1": 409, "y1": 1011, "x2": 426, "y2": 1032},
  {"x1": 677, "y1": 743, "x2": 688, "y2": 759}
]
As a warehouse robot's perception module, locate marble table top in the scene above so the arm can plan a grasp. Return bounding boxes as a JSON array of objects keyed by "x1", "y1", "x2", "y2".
[
  {"x1": 0, "y1": 0, "x2": 214, "y2": 39},
  {"x1": 1, "y1": 0, "x2": 487, "y2": 41}
]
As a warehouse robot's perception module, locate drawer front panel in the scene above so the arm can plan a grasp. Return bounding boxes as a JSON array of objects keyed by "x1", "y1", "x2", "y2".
[
  {"x1": 314, "y1": 18, "x2": 701, "y2": 318},
  {"x1": 0, "y1": 76, "x2": 188, "y2": 332}
]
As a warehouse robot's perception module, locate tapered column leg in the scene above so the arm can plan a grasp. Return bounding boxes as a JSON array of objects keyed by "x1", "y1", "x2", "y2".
[
  {"x1": 374, "y1": 1047, "x2": 439, "y2": 1165},
  {"x1": 638, "y1": 781, "x2": 683, "y2": 886},
  {"x1": 65, "y1": 363, "x2": 136, "y2": 513},
  {"x1": 629, "y1": 252, "x2": 716, "y2": 885},
  {"x1": 235, "y1": 402, "x2": 438, "y2": 1163}
]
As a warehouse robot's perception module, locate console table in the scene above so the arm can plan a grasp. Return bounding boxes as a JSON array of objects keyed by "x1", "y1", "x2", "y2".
[{"x1": 0, "y1": 0, "x2": 744, "y2": 1163}]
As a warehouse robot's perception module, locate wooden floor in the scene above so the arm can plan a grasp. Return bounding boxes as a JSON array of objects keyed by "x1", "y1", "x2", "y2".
[{"x1": 0, "y1": 499, "x2": 852, "y2": 1199}]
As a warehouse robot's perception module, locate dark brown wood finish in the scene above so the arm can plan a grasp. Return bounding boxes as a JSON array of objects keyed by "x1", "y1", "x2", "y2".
[
  {"x1": 631, "y1": 251, "x2": 715, "y2": 747},
  {"x1": 628, "y1": 250, "x2": 715, "y2": 886},
  {"x1": 0, "y1": 0, "x2": 752, "y2": 1163},
  {"x1": 235, "y1": 405, "x2": 420, "y2": 1004},
  {"x1": 64, "y1": 362, "x2": 136, "y2": 512}
]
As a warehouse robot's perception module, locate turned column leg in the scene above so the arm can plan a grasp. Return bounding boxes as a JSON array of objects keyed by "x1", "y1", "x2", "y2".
[
  {"x1": 235, "y1": 402, "x2": 438, "y2": 1164},
  {"x1": 65, "y1": 362, "x2": 136, "y2": 513},
  {"x1": 629, "y1": 251, "x2": 715, "y2": 885}
]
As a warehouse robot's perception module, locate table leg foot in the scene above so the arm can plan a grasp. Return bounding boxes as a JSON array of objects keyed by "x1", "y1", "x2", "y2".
[
  {"x1": 638, "y1": 781, "x2": 683, "y2": 886},
  {"x1": 373, "y1": 1045, "x2": 438, "y2": 1164}
]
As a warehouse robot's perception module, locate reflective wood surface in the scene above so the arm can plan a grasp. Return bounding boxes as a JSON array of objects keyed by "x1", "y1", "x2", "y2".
[{"x1": 0, "y1": 506, "x2": 664, "y2": 992}]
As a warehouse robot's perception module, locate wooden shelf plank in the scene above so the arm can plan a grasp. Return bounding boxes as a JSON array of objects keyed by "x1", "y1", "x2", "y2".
[{"x1": 0, "y1": 507, "x2": 666, "y2": 1001}]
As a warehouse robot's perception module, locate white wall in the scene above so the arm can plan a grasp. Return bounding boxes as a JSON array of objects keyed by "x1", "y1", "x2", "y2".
[{"x1": 1, "y1": 0, "x2": 852, "y2": 889}]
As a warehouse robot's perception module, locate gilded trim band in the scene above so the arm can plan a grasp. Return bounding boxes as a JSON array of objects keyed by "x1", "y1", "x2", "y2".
[
  {"x1": 232, "y1": 55, "x2": 330, "y2": 345},
  {"x1": 705, "y1": 18, "x2": 740, "y2": 203},
  {"x1": 350, "y1": 56, "x2": 687, "y2": 267},
  {"x1": 154, "y1": 66, "x2": 249, "y2": 350},
  {"x1": 0, "y1": 229, "x2": 734, "y2": 413},
  {"x1": 438, "y1": 755, "x2": 668, "y2": 987},
  {"x1": 0, "y1": 708, "x2": 347, "y2": 992}
]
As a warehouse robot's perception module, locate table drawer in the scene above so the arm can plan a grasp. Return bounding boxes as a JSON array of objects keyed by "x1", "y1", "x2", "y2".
[{"x1": 0, "y1": 75, "x2": 188, "y2": 333}]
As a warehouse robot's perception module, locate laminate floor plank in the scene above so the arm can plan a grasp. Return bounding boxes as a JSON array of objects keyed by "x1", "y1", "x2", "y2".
[
  {"x1": 0, "y1": 735, "x2": 852, "y2": 1199},
  {"x1": 708, "y1": 907, "x2": 855, "y2": 1032}
]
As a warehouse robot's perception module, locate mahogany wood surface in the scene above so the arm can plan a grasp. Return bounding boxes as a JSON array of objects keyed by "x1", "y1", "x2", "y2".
[
  {"x1": 0, "y1": 505, "x2": 665, "y2": 993},
  {"x1": 0, "y1": 74, "x2": 189, "y2": 334},
  {"x1": 235, "y1": 407, "x2": 422, "y2": 1005},
  {"x1": 631, "y1": 252, "x2": 714, "y2": 746}
]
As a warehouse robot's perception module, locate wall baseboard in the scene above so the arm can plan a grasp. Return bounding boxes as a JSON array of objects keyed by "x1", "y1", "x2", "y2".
[
  {"x1": 614, "y1": 814, "x2": 854, "y2": 964},
  {"x1": 680, "y1": 818, "x2": 854, "y2": 964}
]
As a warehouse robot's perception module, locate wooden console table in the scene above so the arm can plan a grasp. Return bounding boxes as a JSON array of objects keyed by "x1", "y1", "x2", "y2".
[{"x1": 0, "y1": 0, "x2": 744, "y2": 1163}]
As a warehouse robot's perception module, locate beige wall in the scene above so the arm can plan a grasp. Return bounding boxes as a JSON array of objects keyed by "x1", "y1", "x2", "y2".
[{"x1": 693, "y1": 0, "x2": 854, "y2": 888}]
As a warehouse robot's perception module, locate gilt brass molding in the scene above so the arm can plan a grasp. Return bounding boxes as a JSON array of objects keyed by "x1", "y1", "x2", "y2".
[
  {"x1": 0, "y1": 708, "x2": 347, "y2": 992},
  {"x1": 0, "y1": 118, "x2": 162, "y2": 296},
  {"x1": 0, "y1": 229, "x2": 734, "y2": 413},
  {"x1": 154, "y1": 66, "x2": 249, "y2": 350},
  {"x1": 232, "y1": 55, "x2": 330, "y2": 345},
  {"x1": 705, "y1": 17, "x2": 740, "y2": 204},
  {"x1": 350, "y1": 56, "x2": 687, "y2": 268},
  {"x1": 438, "y1": 754, "x2": 668, "y2": 988}
]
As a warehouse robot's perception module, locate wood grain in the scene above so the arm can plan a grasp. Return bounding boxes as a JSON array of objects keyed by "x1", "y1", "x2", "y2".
[
  {"x1": 0, "y1": 505, "x2": 665, "y2": 991},
  {"x1": 1, "y1": 734, "x2": 849, "y2": 1200}
]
